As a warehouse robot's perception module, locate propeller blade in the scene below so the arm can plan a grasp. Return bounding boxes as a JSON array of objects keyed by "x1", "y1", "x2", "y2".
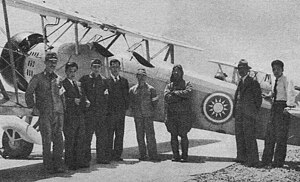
[{"x1": 132, "y1": 51, "x2": 155, "y2": 68}]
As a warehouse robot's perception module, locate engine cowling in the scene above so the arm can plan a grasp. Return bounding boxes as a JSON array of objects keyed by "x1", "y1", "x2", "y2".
[{"x1": 0, "y1": 32, "x2": 43, "y2": 91}]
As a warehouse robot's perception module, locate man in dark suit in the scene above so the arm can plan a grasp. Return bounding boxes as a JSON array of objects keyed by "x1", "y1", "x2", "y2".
[
  {"x1": 233, "y1": 59, "x2": 262, "y2": 167},
  {"x1": 62, "y1": 62, "x2": 89, "y2": 170},
  {"x1": 106, "y1": 59, "x2": 129, "y2": 161}
]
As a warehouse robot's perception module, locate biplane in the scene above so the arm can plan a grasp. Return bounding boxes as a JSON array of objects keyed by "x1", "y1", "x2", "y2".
[
  {"x1": 0, "y1": 0, "x2": 205, "y2": 158},
  {"x1": 1, "y1": 0, "x2": 300, "y2": 160}
]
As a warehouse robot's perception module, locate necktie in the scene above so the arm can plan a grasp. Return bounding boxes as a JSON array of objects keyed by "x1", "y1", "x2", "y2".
[
  {"x1": 273, "y1": 78, "x2": 278, "y2": 101},
  {"x1": 73, "y1": 81, "x2": 80, "y2": 95},
  {"x1": 48, "y1": 72, "x2": 57, "y2": 80},
  {"x1": 114, "y1": 76, "x2": 118, "y2": 82}
]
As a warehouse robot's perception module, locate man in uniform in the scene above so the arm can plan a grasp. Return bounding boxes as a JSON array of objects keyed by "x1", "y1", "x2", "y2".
[
  {"x1": 233, "y1": 59, "x2": 262, "y2": 167},
  {"x1": 25, "y1": 52, "x2": 65, "y2": 173},
  {"x1": 129, "y1": 68, "x2": 159, "y2": 161},
  {"x1": 79, "y1": 59, "x2": 109, "y2": 164},
  {"x1": 106, "y1": 59, "x2": 129, "y2": 161}
]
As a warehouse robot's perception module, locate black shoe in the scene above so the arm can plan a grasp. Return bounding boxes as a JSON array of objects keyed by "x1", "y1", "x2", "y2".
[
  {"x1": 171, "y1": 158, "x2": 181, "y2": 162},
  {"x1": 245, "y1": 162, "x2": 260, "y2": 168},
  {"x1": 272, "y1": 163, "x2": 284, "y2": 168},
  {"x1": 97, "y1": 160, "x2": 110, "y2": 164},
  {"x1": 149, "y1": 157, "x2": 161, "y2": 162},
  {"x1": 68, "y1": 166, "x2": 78, "y2": 170},
  {"x1": 181, "y1": 158, "x2": 188, "y2": 163},
  {"x1": 54, "y1": 167, "x2": 66, "y2": 173},
  {"x1": 113, "y1": 157, "x2": 124, "y2": 161},
  {"x1": 139, "y1": 156, "x2": 148, "y2": 161},
  {"x1": 233, "y1": 158, "x2": 245, "y2": 164},
  {"x1": 78, "y1": 164, "x2": 90, "y2": 168}
]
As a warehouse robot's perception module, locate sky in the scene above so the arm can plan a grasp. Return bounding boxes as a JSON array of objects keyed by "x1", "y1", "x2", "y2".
[{"x1": 1, "y1": 0, "x2": 300, "y2": 83}]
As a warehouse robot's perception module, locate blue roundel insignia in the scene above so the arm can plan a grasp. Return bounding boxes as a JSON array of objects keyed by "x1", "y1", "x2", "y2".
[{"x1": 203, "y1": 92, "x2": 233, "y2": 124}]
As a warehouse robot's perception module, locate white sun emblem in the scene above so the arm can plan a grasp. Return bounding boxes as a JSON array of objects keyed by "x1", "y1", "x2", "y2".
[
  {"x1": 203, "y1": 92, "x2": 233, "y2": 124},
  {"x1": 208, "y1": 98, "x2": 228, "y2": 117}
]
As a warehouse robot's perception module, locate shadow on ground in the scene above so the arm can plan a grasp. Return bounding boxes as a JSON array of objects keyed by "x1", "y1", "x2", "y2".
[{"x1": 0, "y1": 139, "x2": 223, "y2": 181}]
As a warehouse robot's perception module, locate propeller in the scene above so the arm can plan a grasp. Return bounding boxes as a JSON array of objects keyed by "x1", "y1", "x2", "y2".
[{"x1": 132, "y1": 51, "x2": 155, "y2": 68}]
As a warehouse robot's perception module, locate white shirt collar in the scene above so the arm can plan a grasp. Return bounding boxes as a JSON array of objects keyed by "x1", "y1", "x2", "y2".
[
  {"x1": 111, "y1": 74, "x2": 120, "y2": 81},
  {"x1": 67, "y1": 78, "x2": 74, "y2": 85},
  {"x1": 241, "y1": 73, "x2": 249, "y2": 82}
]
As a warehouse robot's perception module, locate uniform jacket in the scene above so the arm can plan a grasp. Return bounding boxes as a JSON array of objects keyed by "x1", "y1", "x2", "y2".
[
  {"x1": 106, "y1": 76, "x2": 129, "y2": 113},
  {"x1": 25, "y1": 71, "x2": 65, "y2": 114},
  {"x1": 79, "y1": 74, "x2": 108, "y2": 114},
  {"x1": 233, "y1": 75, "x2": 262, "y2": 118},
  {"x1": 129, "y1": 83, "x2": 158, "y2": 118}
]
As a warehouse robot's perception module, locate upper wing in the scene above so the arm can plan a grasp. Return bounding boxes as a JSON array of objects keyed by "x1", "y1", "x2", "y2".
[
  {"x1": 209, "y1": 59, "x2": 272, "y2": 75},
  {"x1": 209, "y1": 59, "x2": 237, "y2": 68},
  {"x1": 6, "y1": 0, "x2": 203, "y2": 51}
]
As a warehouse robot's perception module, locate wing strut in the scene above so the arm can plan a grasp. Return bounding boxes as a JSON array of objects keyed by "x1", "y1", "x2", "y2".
[
  {"x1": 74, "y1": 22, "x2": 79, "y2": 55},
  {"x1": 2, "y1": 0, "x2": 18, "y2": 103}
]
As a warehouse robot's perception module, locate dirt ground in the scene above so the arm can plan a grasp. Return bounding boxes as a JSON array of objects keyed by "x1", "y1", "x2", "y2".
[{"x1": 189, "y1": 149, "x2": 300, "y2": 182}]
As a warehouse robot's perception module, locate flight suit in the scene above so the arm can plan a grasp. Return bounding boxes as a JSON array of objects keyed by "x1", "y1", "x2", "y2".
[
  {"x1": 79, "y1": 74, "x2": 109, "y2": 163},
  {"x1": 164, "y1": 80, "x2": 193, "y2": 161},
  {"x1": 25, "y1": 71, "x2": 65, "y2": 171}
]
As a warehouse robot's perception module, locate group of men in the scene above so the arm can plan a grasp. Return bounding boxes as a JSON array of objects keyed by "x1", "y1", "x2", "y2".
[
  {"x1": 233, "y1": 59, "x2": 296, "y2": 168},
  {"x1": 25, "y1": 51, "x2": 292, "y2": 173},
  {"x1": 25, "y1": 52, "x2": 167, "y2": 173}
]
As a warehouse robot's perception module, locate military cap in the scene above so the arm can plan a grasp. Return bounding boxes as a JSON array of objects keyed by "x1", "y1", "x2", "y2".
[
  {"x1": 136, "y1": 68, "x2": 147, "y2": 76},
  {"x1": 45, "y1": 52, "x2": 58, "y2": 62},
  {"x1": 90, "y1": 59, "x2": 102, "y2": 66}
]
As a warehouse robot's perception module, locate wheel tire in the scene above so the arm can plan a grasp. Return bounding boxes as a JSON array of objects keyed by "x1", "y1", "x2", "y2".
[{"x1": 2, "y1": 130, "x2": 34, "y2": 159}]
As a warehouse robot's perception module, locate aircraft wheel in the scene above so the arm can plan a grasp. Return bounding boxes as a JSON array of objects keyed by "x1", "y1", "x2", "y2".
[{"x1": 2, "y1": 129, "x2": 33, "y2": 159}]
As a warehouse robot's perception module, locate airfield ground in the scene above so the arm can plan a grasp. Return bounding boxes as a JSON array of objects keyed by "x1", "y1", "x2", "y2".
[{"x1": 0, "y1": 116, "x2": 300, "y2": 182}]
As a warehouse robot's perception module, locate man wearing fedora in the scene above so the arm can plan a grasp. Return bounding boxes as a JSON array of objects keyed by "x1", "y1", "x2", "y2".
[{"x1": 233, "y1": 59, "x2": 262, "y2": 167}]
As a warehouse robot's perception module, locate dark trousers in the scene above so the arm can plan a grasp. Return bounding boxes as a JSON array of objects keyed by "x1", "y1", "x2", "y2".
[
  {"x1": 171, "y1": 134, "x2": 188, "y2": 160},
  {"x1": 106, "y1": 110, "x2": 125, "y2": 160},
  {"x1": 167, "y1": 114, "x2": 190, "y2": 160},
  {"x1": 134, "y1": 117, "x2": 158, "y2": 159},
  {"x1": 64, "y1": 114, "x2": 86, "y2": 168},
  {"x1": 262, "y1": 102, "x2": 290, "y2": 166},
  {"x1": 85, "y1": 111, "x2": 108, "y2": 162},
  {"x1": 39, "y1": 112, "x2": 64, "y2": 170},
  {"x1": 235, "y1": 111, "x2": 259, "y2": 165}
]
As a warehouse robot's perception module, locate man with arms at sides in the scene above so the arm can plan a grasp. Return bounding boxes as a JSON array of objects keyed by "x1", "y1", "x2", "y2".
[
  {"x1": 25, "y1": 52, "x2": 65, "y2": 173},
  {"x1": 233, "y1": 59, "x2": 262, "y2": 167},
  {"x1": 79, "y1": 59, "x2": 109, "y2": 164},
  {"x1": 62, "y1": 62, "x2": 89, "y2": 170},
  {"x1": 129, "y1": 68, "x2": 159, "y2": 161},
  {"x1": 106, "y1": 59, "x2": 129, "y2": 161},
  {"x1": 261, "y1": 60, "x2": 296, "y2": 168}
]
